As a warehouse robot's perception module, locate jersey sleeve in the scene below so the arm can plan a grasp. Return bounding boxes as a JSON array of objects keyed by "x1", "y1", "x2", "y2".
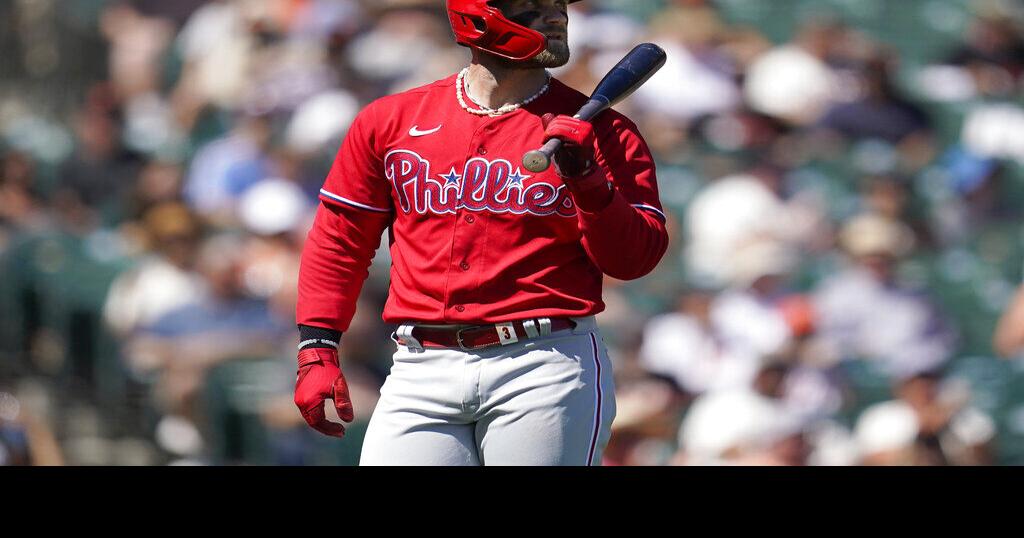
[
  {"x1": 594, "y1": 114, "x2": 666, "y2": 223},
  {"x1": 296, "y1": 202, "x2": 390, "y2": 332},
  {"x1": 297, "y1": 101, "x2": 393, "y2": 333},
  {"x1": 575, "y1": 114, "x2": 669, "y2": 280},
  {"x1": 318, "y1": 102, "x2": 394, "y2": 214}
]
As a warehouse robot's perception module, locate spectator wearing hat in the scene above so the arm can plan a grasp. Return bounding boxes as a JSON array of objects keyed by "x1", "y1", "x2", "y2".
[
  {"x1": 103, "y1": 202, "x2": 205, "y2": 358},
  {"x1": 813, "y1": 213, "x2": 956, "y2": 378}
]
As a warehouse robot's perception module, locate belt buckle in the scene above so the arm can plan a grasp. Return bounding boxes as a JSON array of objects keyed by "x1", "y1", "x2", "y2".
[{"x1": 455, "y1": 326, "x2": 476, "y2": 352}]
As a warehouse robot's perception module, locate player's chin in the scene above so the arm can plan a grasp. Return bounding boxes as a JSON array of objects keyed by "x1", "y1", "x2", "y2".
[{"x1": 528, "y1": 41, "x2": 571, "y2": 68}]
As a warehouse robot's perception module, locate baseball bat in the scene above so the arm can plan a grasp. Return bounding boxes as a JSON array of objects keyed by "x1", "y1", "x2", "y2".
[{"x1": 522, "y1": 42, "x2": 667, "y2": 173}]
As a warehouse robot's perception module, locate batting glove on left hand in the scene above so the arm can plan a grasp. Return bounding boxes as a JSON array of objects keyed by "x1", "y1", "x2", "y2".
[{"x1": 294, "y1": 347, "x2": 354, "y2": 438}]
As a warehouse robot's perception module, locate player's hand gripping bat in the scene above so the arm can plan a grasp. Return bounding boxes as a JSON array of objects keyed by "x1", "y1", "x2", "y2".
[{"x1": 522, "y1": 43, "x2": 667, "y2": 173}]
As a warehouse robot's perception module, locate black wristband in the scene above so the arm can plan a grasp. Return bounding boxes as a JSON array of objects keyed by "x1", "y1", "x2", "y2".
[{"x1": 298, "y1": 325, "x2": 342, "y2": 350}]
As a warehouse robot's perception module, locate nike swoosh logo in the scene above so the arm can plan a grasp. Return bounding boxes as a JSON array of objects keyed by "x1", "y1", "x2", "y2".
[{"x1": 409, "y1": 125, "x2": 442, "y2": 137}]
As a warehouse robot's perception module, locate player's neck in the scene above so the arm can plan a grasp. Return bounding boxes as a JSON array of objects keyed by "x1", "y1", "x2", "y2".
[{"x1": 464, "y1": 57, "x2": 549, "y2": 111}]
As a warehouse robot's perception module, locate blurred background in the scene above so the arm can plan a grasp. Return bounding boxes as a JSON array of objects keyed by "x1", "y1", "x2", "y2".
[{"x1": 3, "y1": 0, "x2": 1024, "y2": 466}]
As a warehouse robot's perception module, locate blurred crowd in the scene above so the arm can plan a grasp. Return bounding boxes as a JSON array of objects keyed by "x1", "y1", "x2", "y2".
[{"x1": 3, "y1": 0, "x2": 1024, "y2": 466}]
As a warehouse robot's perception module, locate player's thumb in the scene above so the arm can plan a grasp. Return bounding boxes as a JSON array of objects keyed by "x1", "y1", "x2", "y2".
[{"x1": 332, "y1": 374, "x2": 355, "y2": 423}]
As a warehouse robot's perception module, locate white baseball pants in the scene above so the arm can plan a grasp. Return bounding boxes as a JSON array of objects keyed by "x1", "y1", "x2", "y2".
[{"x1": 359, "y1": 316, "x2": 616, "y2": 466}]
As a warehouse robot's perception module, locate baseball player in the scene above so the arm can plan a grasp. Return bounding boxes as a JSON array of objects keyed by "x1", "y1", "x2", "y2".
[{"x1": 294, "y1": 0, "x2": 669, "y2": 465}]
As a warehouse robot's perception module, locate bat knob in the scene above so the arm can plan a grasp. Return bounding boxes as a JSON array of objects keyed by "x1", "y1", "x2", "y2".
[{"x1": 523, "y1": 150, "x2": 551, "y2": 173}]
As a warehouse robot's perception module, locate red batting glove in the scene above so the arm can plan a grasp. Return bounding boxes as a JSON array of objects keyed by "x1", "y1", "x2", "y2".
[
  {"x1": 541, "y1": 113, "x2": 598, "y2": 180},
  {"x1": 541, "y1": 113, "x2": 612, "y2": 211},
  {"x1": 294, "y1": 347, "x2": 354, "y2": 438}
]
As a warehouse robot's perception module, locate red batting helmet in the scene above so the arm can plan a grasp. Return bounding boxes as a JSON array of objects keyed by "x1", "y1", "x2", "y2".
[{"x1": 446, "y1": 0, "x2": 582, "y2": 61}]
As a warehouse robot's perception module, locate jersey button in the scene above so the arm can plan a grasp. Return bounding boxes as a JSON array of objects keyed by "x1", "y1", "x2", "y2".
[
  {"x1": 477, "y1": 147, "x2": 487, "y2": 155},
  {"x1": 465, "y1": 215, "x2": 475, "y2": 223},
  {"x1": 455, "y1": 305, "x2": 466, "y2": 312},
  {"x1": 460, "y1": 262, "x2": 471, "y2": 271}
]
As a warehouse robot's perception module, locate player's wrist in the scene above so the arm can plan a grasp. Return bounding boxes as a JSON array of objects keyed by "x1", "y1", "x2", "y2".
[
  {"x1": 298, "y1": 324, "x2": 342, "y2": 351},
  {"x1": 565, "y1": 167, "x2": 614, "y2": 213}
]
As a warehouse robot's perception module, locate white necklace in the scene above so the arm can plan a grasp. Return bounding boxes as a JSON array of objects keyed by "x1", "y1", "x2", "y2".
[{"x1": 456, "y1": 67, "x2": 551, "y2": 117}]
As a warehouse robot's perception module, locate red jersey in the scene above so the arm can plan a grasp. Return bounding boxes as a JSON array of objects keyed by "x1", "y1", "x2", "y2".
[{"x1": 297, "y1": 73, "x2": 668, "y2": 331}]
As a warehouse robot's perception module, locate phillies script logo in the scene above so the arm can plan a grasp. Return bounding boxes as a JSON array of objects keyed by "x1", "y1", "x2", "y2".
[{"x1": 385, "y1": 149, "x2": 577, "y2": 217}]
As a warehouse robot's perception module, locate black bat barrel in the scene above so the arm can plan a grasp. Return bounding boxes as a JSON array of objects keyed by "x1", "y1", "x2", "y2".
[
  {"x1": 522, "y1": 43, "x2": 667, "y2": 173},
  {"x1": 588, "y1": 43, "x2": 667, "y2": 112}
]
